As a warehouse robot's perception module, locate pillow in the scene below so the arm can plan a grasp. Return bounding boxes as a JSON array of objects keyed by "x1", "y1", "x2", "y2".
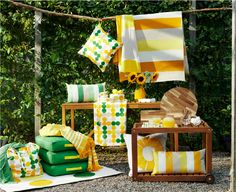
[
  {"x1": 124, "y1": 134, "x2": 166, "y2": 176},
  {"x1": 7, "y1": 143, "x2": 43, "y2": 179},
  {"x1": 152, "y1": 149, "x2": 206, "y2": 175},
  {"x1": 39, "y1": 148, "x2": 87, "y2": 165},
  {"x1": 41, "y1": 161, "x2": 88, "y2": 176},
  {"x1": 66, "y1": 83, "x2": 105, "y2": 102},
  {"x1": 35, "y1": 136, "x2": 75, "y2": 152},
  {"x1": 78, "y1": 24, "x2": 122, "y2": 72}
]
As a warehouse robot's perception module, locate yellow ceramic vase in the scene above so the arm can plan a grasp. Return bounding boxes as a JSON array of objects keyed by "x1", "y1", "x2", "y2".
[{"x1": 134, "y1": 86, "x2": 146, "y2": 100}]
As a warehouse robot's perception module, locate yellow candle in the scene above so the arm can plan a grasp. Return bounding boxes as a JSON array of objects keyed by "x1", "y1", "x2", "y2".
[{"x1": 162, "y1": 117, "x2": 175, "y2": 128}]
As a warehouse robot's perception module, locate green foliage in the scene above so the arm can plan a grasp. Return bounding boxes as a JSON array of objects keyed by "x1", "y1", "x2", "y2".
[{"x1": 0, "y1": 0, "x2": 232, "y2": 150}]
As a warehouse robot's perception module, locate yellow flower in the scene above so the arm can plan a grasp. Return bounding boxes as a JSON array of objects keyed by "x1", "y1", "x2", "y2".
[
  {"x1": 128, "y1": 72, "x2": 137, "y2": 83},
  {"x1": 112, "y1": 89, "x2": 118, "y2": 94},
  {"x1": 136, "y1": 73, "x2": 146, "y2": 85},
  {"x1": 151, "y1": 72, "x2": 159, "y2": 82}
]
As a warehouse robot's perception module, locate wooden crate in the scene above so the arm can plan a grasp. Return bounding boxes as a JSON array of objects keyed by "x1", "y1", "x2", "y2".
[{"x1": 131, "y1": 122, "x2": 215, "y2": 184}]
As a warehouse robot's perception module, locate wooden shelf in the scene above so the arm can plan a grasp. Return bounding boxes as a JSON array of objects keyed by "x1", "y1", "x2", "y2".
[{"x1": 131, "y1": 122, "x2": 214, "y2": 183}]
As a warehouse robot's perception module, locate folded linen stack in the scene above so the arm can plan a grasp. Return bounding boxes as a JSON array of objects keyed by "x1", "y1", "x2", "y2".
[{"x1": 35, "y1": 136, "x2": 88, "y2": 176}]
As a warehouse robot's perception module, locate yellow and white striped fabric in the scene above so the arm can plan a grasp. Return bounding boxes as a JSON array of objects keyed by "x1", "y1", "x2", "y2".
[
  {"x1": 115, "y1": 12, "x2": 188, "y2": 82},
  {"x1": 60, "y1": 126, "x2": 102, "y2": 172},
  {"x1": 152, "y1": 149, "x2": 206, "y2": 175}
]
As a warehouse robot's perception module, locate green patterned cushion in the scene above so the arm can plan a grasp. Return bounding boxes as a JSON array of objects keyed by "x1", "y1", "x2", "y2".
[
  {"x1": 41, "y1": 161, "x2": 88, "y2": 176},
  {"x1": 39, "y1": 148, "x2": 87, "y2": 165},
  {"x1": 35, "y1": 136, "x2": 75, "y2": 152},
  {"x1": 78, "y1": 24, "x2": 122, "y2": 72},
  {"x1": 66, "y1": 83, "x2": 105, "y2": 102}
]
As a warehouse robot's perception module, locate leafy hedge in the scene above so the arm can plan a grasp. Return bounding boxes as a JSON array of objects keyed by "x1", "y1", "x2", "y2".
[{"x1": 0, "y1": 0, "x2": 231, "y2": 150}]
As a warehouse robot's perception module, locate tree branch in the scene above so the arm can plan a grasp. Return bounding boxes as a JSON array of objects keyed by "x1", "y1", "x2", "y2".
[
  {"x1": 184, "y1": 7, "x2": 232, "y2": 13},
  {"x1": 10, "y1": 0, "x2": 101, "y2": 22},
  {"x1": 10, "y1": 0, "x2": 232, "y2": 22},
  {"x1": 102, "y1": 7, "x2": 232, "y2": 20}
]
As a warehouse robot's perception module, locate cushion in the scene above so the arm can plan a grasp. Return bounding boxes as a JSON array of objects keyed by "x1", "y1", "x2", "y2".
[
  {"x1": 152, "y1": 149, "x2": 206, "y2": 175},
  {"x1": 41, "y1": 161, "x2": 88, "y2": 176},
  {"x1": 35, "y1": 136, "x2": 75, "y2": 152},
  {"x1": 78, "y1": 24, "x2": 122, "y2": 72},
  {"x1": 124, "y1": 134, "x2": 166, "y2": 176},
  {"x1": 66, "y1": 83, "x2": 105, "y2": 102},
  {"x1": 7, "y1": 143, "x2": 43, "y2": 178},
  {"x1": 39, "y1": 148, "x2": 87, "y2": 165},
  {"x1": 39, "y1": 123, "x2": 63, "y2": 136}
]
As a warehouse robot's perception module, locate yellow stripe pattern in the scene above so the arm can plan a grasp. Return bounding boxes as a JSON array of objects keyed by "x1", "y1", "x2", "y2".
[
  {"x1": 60, "y1": 126, "x2": 102, "y2": 172},
  {"x1": 66, "y1": 167, "x2": 82, "y2": 172},
  {"x1": 64, "y1": 155, "x2": 80, "y2": 160},
  {"x1": 152, "y1": 149, "x2": 206, "y2": 175},
  {"x1": 115, "y1": 12, "x2": 187, "y2": 82},
  {"x1": 64, "y1": 144, "x2": 74, "y2": 147},
  {"x1": 137, "y1": 39, "x2": 183, "y2": 52},
  {"x1": 134, "y1": 18, "x2": 182, "y2": 30}
]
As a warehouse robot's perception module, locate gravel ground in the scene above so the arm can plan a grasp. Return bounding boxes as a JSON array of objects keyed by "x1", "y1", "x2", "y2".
[
  {"x1": 0, "y1": 149, "x2": 231, "y2": 192},
  {"x1": 17, "y1": 150, "x2": 230, "y2": 192}
]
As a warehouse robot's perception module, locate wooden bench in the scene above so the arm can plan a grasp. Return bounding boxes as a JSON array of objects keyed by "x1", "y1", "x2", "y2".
[{"x1": 61, "y1": 102, "x2": 161, "y2": 129}]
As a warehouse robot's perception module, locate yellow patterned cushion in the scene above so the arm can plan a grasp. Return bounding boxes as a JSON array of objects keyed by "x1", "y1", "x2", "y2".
[
  {"x1": 152, "y1": 149, "x2": 206, "y2": 175},
  {"x1": 78, "y1": 24, "x2": 122, "y2": 72},
  {"x1": 7, "y1": 143, "x2": 43, "y2": 179},
  {"x1": 124, "y1": 134, "x2": 166, "y2": 176}
]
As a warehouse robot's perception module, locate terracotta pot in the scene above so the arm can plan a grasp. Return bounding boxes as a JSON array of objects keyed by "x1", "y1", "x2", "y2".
[{"x1": 134, "y1": 86, "x2": 146, "y2": 100}]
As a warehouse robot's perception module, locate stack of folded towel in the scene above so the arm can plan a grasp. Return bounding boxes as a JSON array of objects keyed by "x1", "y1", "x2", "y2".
[{"x1": 35, "y1": 136, "x2": 88, "y2": 176}]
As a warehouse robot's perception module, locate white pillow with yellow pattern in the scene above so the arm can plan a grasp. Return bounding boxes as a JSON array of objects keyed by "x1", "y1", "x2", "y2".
[
  {"x1": 124, "y1": 134, "x2": 166, "y2": 177},
  {"x1": 78, "y1": 24, "x2": 122, "y2": 72}
]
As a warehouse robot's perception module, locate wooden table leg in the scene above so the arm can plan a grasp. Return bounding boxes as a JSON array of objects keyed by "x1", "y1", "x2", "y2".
[
  {"x1": 71, "y1": 109, "x2": 75, "y2": 130},
  {"x1": 62, "y1": 106, "x2": 66, "y2": 125},
  {"x1": 206, "y1": 129, "x2": 212, "y2": 173},
  {"x1": 174, "y1": 132, "x2": 179, "y2": 151}
]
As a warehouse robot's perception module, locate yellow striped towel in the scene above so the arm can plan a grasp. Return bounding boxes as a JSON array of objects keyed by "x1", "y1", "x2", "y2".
[
  {"x1": 115, "y1": 12, "x2": 188, "y2": 82},
  {"x1": 60, "y1": 126, "x2": 102, "y2": 172},
  {"x1": 152, "y1": 149, "x2": 206, "y2": 175}
]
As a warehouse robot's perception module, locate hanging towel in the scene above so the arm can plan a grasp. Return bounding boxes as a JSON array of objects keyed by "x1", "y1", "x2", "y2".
[
  {"x1": 115, "y1": 12, "x2": 188, "y2": 82},
  {"x1": 40, "y1": 124, "x2": 102, "y2": 172},
  {"x1": 94, "y1": 100, "x2": 127, "y2": 146}
]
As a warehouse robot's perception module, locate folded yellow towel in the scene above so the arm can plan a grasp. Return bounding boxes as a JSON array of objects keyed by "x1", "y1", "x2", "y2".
[{"x1": 39, "y1": 123, "x2": 63, "y2": 136}]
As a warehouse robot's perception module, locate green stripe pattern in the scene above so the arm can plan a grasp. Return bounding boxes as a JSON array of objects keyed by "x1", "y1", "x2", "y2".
[{"x1": 66, "y1": 83, "x2": 105, "y2": 102}]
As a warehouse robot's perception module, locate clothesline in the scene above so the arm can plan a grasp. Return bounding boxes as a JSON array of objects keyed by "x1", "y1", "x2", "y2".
[{"x1": 10, "y1": 0, "x2": 232, "y2": 22}]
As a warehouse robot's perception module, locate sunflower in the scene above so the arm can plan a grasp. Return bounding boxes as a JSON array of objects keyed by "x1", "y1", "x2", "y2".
[
  {"x1": 137, "y1": 137, "x2": 163, "y2": 171},
  {"x1": 128, "y1": 72, "x2": 137, "y2": 83},
  {"x1": 151, "y1": 72, "x2": 159, "y2": 82},
  {"x1": 136, "y1": 74, "x2": 146, "y2": 85}
]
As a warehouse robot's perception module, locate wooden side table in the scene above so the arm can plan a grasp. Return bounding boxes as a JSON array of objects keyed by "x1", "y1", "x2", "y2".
[
  {"x1": 61, "y1": 102, "x2": 161, "y2": 130},
  {"x1": 131, "y1": 122, "x2": 215, "y2": 183}
]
